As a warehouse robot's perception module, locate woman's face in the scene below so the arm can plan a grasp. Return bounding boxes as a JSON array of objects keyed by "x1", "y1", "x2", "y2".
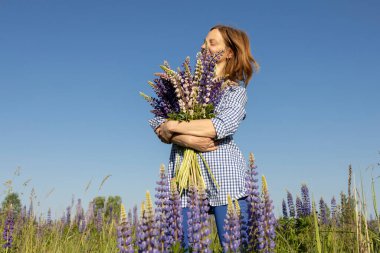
[{"x1": 201, "y1": 29, "x2": 231, "y2": 63}]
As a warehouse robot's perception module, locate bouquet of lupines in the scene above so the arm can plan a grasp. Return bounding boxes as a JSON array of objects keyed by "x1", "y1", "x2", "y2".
[{"x1": 141, "y1": 47, "x2": 225, "y2": 194}]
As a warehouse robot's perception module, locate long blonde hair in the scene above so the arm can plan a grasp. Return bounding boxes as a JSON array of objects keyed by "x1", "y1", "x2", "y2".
[{"x1": 210, "y1": 25, "x2": 260, "y2": 87}]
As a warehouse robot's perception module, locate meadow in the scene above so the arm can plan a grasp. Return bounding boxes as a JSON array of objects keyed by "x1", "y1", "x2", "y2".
[{"x1": 1, "y1": 153, "x2": 379, "y2": 253}]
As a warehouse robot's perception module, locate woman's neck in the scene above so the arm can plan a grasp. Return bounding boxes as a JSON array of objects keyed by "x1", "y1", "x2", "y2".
[{"x1": 214, "y1": 61, "x2": 226, "y2": 79}]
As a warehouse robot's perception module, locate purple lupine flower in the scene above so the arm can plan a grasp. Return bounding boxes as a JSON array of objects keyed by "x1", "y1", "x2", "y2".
[
  {"x1": 197, "y1": 49, "x2": 225, "y2": 107},
  {"x1": 85, "y1": 201, "x2": 95, "y2": 226},
  {"x1": 28, "y1": 200, "x2": 34, "y2": 219},
  {"x1": 154, "y1": 165, "x2": 171, "y2": 252},
  {"x1": 236, "y1": 198, "x2": 248, "y2": 252},
  {"x1": 96, "y1": 209, "x2": 103, "y2": 232},
  {"x1": 287, "y1": 190, "x2": 296, "y2": 218},
  {"x1": 66, "y1": 206, "x2": 71, "y2": 226},
  {"x1": 2, "y1": 208, "x2": 15, "y2": 249},
  {"x1": 79, "y1": 219, "x2": 86, "y2": 233},
  {"x1": 198, "y1": 185, "x2": 211, "y2": 253},
  {"x1": 143, "y1": 74, "x2": 179, "y2": 119},
  {"x1": 295, "y1": 196, "x2": 303, "y2": 218},
  {"x1": 282, "y1": 199, "x2": 288, "y2": 218},
  {"x1": 223, "y1": 195, "x2": 241, "y2": 253},
  {"x1": 132, "y1": 205, "x2": 139, "y2": 229},
  {"x1": 61, "y1": 212, "x2": 66, "y2": 225},
  {"x1": 331, "y1": 196, "x2": 336, "y2": 216},
  {"x1": 187, "y1": 182, "x2": 202, "y2": 252},
  {"x1": 108, "y1": 206, "x2": 114, "y2": 225},
  {"x1": 319, "y1": 197, "x2": 328, "y2": 225},
  {"x1": 47, "y1": 208, "x2": 52, "y2": 226},
  {"x1": 245, "y1": 153, "x2": 264, "y2": 252},
  {"x1": 36, "y1": 217, "x2": 45, "y2": 239},
  {"x1": 117, "y1": 204, "x2": 134, "y2": 253},
  {"x1": 127, "y1": 209, "x2": 132, "y2": 225},
  {"x1": 331, "y1": 196, "x2": 337, "y2": 224},
  {"x1": 136, "y1": 192, "x2": 159, "y2": 252},
  {"x1": 261, "y1": 175, "x2": 276, "y2": 253},
  {"x1": 168, "y1": 178, "x2": 183, "y2": 246},
  {"x1": 301, "y1": 184, "x2": 311, "y2": 216},
  {"x1": 75, "y1": 199, "x2": 85, "y2": 228},
  {"x1": 21, "y1": 205, "x2": 27, "y2": 223}
]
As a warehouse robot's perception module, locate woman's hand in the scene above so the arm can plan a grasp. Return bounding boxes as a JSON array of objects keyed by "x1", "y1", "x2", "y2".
[
  {"x1": 158, "y1": 121, "x2": 174, "y2": 142},
  {"x1": 155, "y1": 125, "x2": 172, "y2": 144}
]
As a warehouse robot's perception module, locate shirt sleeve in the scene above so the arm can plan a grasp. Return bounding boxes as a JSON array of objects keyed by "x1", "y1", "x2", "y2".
[
  {"x1": 148, "y1": 116, "x2": 166, "y2": 131},
  {"x1": 211, "y1": 86, "x2": 247, "y2": 140}
]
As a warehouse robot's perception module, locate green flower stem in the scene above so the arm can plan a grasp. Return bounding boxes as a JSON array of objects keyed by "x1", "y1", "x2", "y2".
[
  {"x1": 198, "y1": 153, "x2": 220, "y2": 190},
  {"x1": 175, "y1": 148, "x2": 219, "y2": 195}
]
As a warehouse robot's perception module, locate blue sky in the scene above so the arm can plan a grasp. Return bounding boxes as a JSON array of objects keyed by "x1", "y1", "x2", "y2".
[{"x1": 1, "y1": 0, "x2": 379, "y2": 219}]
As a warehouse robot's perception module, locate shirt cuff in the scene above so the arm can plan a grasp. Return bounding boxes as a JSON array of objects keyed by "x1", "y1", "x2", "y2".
[
  {"x1": 211, "y1": 117, "x2": 227, "y2": 140},
  {"x1": 148, "y1": 117, "x2": 166, "y2": 131}
]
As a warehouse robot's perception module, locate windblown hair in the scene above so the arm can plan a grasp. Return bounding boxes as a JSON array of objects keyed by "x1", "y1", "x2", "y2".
[{"x1": 210, "y1": 24, "x2": 260, "y2": 86}]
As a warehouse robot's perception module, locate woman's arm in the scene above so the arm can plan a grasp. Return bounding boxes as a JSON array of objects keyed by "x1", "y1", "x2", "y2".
[
  {"x1": 156, "y1": 126, "x2": 217, "y2": 152},
  {"x1": 160, "y1": 119, "x2": 217, "y2": 139},
  {"x1": 170, "y1": 134, "x2": 218, "y2": 152}
]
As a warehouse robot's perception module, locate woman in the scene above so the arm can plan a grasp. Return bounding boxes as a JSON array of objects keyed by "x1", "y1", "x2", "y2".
[{"x1": 149, "y1": 24, "x2": 259, "y2": 249}]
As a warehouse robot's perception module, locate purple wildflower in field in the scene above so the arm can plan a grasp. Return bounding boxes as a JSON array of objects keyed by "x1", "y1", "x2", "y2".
[
  {"x1": 245, "y1": 153, "x2": 264, "y2": 251},
  {"x1": 85, "y1": 201, "x2": 95, "y2": 226},
  {"x1": 301, "y1": 184, "x2": 311, "y2": 216},
  {"x1": 47, "y1": 208, "x2": 52, "y2": 226},
  {"x1": 61, "y1": 212, "x2": 66, "y2": 225},
  {"x1": 295, "y1": 196, "x2": 303, "y2": 218},
  {"x1": 223, "y1": 195, "x2": 241, "y2": 253},
  {"x1": 236, "y1": 198, "x2": 248, "y2": 251},
  {"x1": 28, "y1": 200, "x2": 34, "y2": 219},
  {"x1": 168, "y1": 178, "x2": 183, "y2": 245},
  {"x1": 108, "y1": 206, "x2": 114, "y2": 224},
  {"x1": 79, "y1": 219, "x2": 86, "y2": 233},
  {"x1": 127, "y1": 209, "x2": 132, "y2": 224},
  {"x1": 96, "y1": 209, "x2": 103, "y2": 232},
  {"x1": 133, "y1": 205, "x2": 139, "y2": 229},
  {"x1": 319, "y1": 197, "x2": 328, "y2": 225},
  {"x1": 2, "y1": 208, "x2": 14, "y2": 249},
  {"x1": 21, "y1": 205, "x2": 27, "y2": 223},
  {"x1": 187, "y1": 182, "x2": 202, "y2": 252},
  {"x1": 330, "y1": 196, "x2": 336, "y2": 215},
  {"x1": 154, "y1": 165, "x2": 171, "y2": 252},
  {"x1": 117, "y1": 204, "x2": 134, "y2": 253},
  {"x1": 331, "y1": 196, "x2": 338, "y2": 225},
  {"x1": 198, "y1": 185, "x2": 211, "y2": 252},
  {"x1": 287, "y1": 190, "x2": 296, "y2": 218},
  {"x1": 261, "y1": 175, "x2": 276, "y2": 253},
  {"x1": 282, "y1": 199, "x2": 288, "y2": 218},
  {"x1": 66, "y1": 206, "x2": 72, "y2": 226},
  {"x1": 37, "y1": 217, "x2": 45, "y2": 239},
  {"x1": 137, "y1": 192, "x2": 159, "y2": 252},
  {"x1": 75, "y1": 199, "x2": 85, "y2": 228}
]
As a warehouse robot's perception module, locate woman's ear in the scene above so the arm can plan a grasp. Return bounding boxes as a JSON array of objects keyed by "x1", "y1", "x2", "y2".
[{"x1": 227, "y1": 48, "x2": 233, "y2": 59}]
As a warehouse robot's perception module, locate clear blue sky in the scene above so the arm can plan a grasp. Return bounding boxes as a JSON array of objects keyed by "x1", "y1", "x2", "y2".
[{"x1": 1, "y1": 0, "x2": 379, "y2": 219}]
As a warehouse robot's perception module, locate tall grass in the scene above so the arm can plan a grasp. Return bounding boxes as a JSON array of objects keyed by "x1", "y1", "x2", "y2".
[
  {"x1": 276, "y1": 165, "x2": 380, "y2": 253},
  {"x1": 1, "y1": 161, "x2": 379, "y2": 252}
]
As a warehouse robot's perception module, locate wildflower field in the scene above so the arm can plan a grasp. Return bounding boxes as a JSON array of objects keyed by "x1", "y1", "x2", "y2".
[{"x1": 1, "y1": 153, "x2": 379, "y2": 253}]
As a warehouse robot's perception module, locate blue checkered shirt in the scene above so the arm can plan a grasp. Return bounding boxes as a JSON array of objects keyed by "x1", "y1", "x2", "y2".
[{"x1": 149, "y1": 84, "x2": 248, "y2": 207}]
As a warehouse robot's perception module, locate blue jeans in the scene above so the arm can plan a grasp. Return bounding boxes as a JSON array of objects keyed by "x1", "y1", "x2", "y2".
[{"x1": 181, "y1": 196, "x2": 248, "y2": 251}]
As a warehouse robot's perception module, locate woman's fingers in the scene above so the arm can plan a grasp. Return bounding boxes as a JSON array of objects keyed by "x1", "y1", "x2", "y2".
[{"x1": 155, "y1": 126, "x2": 171, "y2": 144}]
